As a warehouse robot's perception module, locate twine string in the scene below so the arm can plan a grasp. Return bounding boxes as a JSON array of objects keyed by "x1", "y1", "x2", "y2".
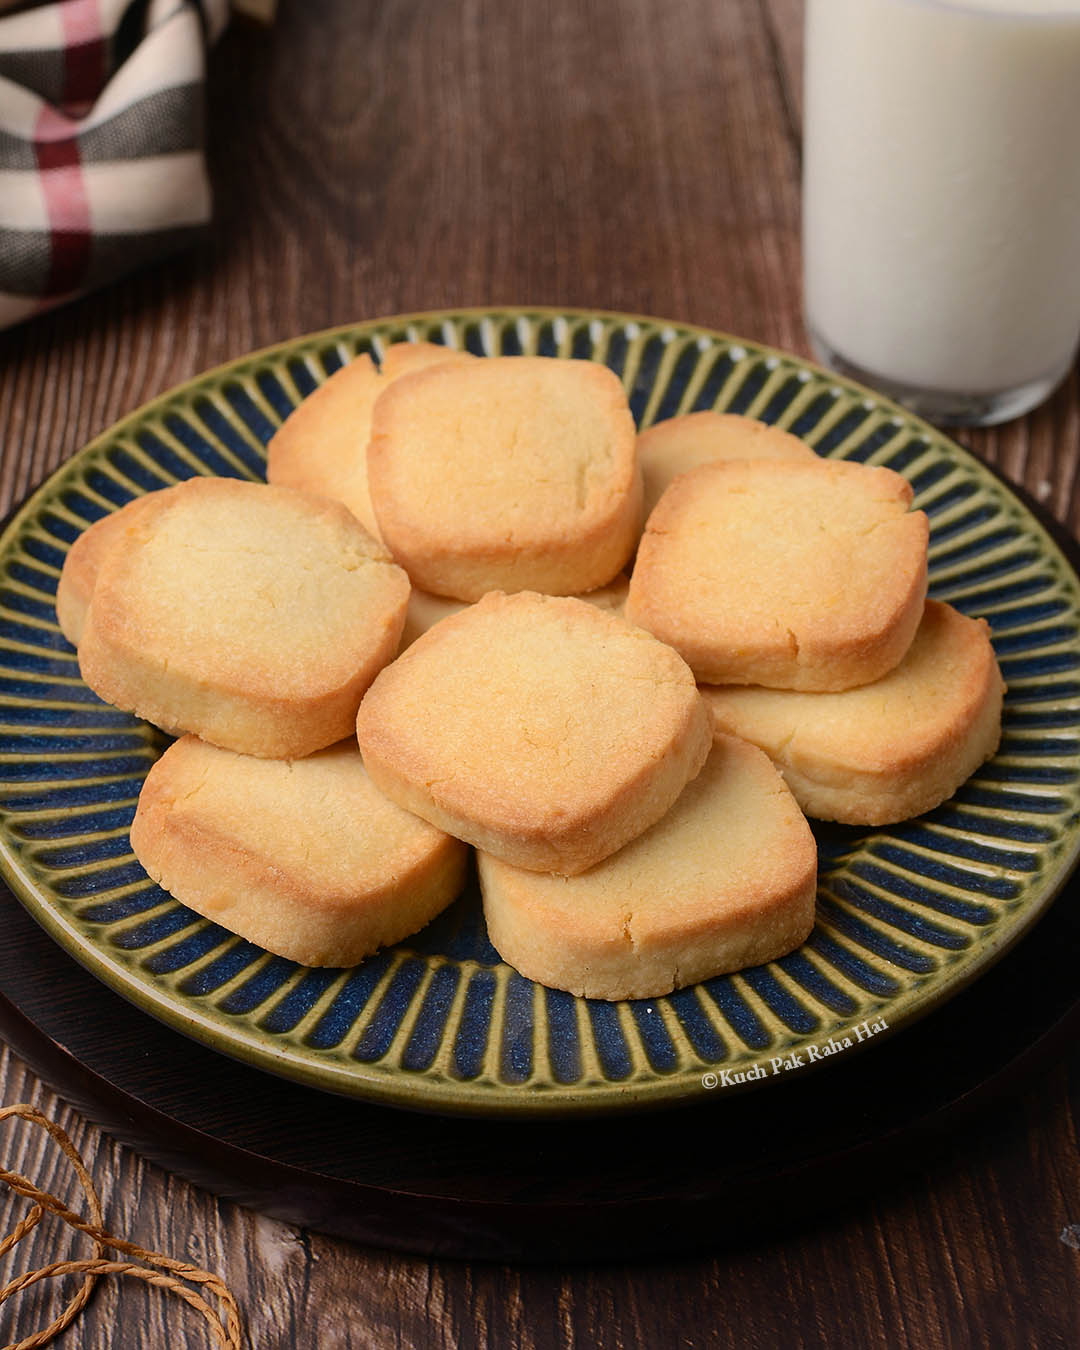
[
  {"x1": 0, "y1": 1105, "x2": 106, "y2": 1350},
  {"x1": 0, "y1": 1210, "x2": 42, "y2": 1260},
  {"x1": 0, "y1": 1104, "x2": 243, "y2": 1350}
]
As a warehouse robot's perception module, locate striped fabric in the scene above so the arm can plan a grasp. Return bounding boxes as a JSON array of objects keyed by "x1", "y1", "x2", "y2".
[{"x1": 0, "y1": 0, "x2": 230, "y2": 330}]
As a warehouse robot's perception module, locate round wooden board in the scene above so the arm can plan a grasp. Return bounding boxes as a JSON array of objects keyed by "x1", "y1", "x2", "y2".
[{"x1": 1, "y1": 859, "x2": 1078, "y2": 1263}]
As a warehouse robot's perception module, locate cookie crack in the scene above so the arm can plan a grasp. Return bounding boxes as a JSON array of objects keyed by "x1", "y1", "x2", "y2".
[{"x1": 169, "y1": 766, "x2": 212, "y2": 808}]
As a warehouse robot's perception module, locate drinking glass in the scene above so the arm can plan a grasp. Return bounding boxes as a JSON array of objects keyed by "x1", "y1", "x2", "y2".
[{"x1": 803, "y1": 0, "x2": 1080, "y2": 426}]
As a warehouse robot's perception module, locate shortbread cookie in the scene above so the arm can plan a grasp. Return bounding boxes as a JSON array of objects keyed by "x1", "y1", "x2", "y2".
[
  {"x1": 626, "y1": 458, "x2": 928, "y2": 690},
  {"x1": 377, "y1": 340, "x2": 470, "y2": 382},
  {"x1": 131, "y1": 736, "x2": 467, "y2": 967},
  {"x1": 638, "y1": 411, "x2": 815, "y2": 520},
  {"x1": 79, "y1": 478, "x2": 409, "y2": 758},
  {"x1": 368, "y1": 357, "x2": 641, "y2": 600},
  {"x1": 701, "y1": 600, "x2": 1004, "y2": 824},
  {"x1": 266, "y1": 341, "x2": 472, "y2": 538},
  {"x1": 357, "y1": 591, "x2": 712, "y2": 874},
  {"x1": 398, "y1": 575, "x2": 630, "y2": 651},
  {"x1": 56, "y1": 493, "x2": 162, "y2": 646},
  {"x1": 479, "y1": 734, "x2": 817, "y2": 1000}
]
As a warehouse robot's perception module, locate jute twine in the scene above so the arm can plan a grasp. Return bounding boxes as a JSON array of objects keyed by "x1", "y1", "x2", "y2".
[{"x1": 0, "y1": 1104, "x2": 243, "y2": 1349}]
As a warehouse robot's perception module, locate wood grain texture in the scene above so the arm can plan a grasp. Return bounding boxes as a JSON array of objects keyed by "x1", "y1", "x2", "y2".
[{"x1": 0, "y1": 0, "x2": 1078, "y2": 1346}]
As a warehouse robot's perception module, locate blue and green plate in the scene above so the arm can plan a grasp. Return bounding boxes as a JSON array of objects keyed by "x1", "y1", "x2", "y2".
[{"x1": 1, "y1": 308, "x2": 1078, "y2": 1116}]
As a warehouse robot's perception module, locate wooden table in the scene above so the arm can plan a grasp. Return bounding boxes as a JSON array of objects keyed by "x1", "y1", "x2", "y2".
[{"x1": 1, "y1": 1, "x2": 1078, "y2": 1345}]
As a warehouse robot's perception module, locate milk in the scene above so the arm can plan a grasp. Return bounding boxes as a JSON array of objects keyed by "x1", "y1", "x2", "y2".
[{"x1": 803, "y1": 0, "x2": 1080, "y2": 416}]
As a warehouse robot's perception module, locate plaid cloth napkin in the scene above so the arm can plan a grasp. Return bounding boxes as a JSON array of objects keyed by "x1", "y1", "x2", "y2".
[{"x1": 0, "y1": 0, "x2": 230, "y2": 330}]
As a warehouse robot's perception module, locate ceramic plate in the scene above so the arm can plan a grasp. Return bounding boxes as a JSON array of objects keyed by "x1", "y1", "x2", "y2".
[{"x1": 1, "y1": 308, "x2": 1078, "y2": 1117}]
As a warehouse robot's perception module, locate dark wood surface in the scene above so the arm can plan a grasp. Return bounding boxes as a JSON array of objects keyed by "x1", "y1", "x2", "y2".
[{"x1": 0, "y1": 0, "x2": 1078, "y2": 1345}]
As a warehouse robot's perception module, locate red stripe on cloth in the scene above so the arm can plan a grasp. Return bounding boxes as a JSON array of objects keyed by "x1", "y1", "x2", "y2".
[
  {"x1": 60, "y1": 0, "x2": 106, "y2": 109},
  {"x1": 63, "y1": 39, "x2": 107, "y2": 109},
  {"x1": 34, "y1": 104, "x2": 93, "y2": 297}
]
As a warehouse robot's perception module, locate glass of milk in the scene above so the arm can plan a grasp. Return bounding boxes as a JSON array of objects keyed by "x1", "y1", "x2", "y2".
[{"x1": 803, "y1": 0, "x2": 1080, "y2": 426}]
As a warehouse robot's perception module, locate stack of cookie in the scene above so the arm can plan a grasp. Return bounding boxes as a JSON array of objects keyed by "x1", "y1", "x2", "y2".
[
  {"x1": 57, "y1": 344, "x2": 1003, "y2": 1002},
  {"x1": 627, "y1": 417, "x2": 1004, "y2": 828}
]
